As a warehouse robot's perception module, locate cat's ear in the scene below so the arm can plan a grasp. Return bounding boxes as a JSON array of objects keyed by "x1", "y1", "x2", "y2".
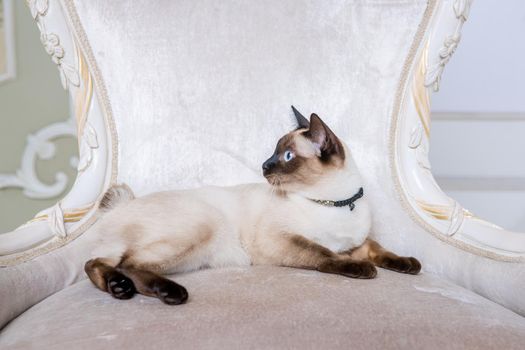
[
  {"x1": 308, "y1": 113, "x2": 344, "y2": 159},
  {"x1": 291, "y1": 105, "x2": 310, "y2": 129}
]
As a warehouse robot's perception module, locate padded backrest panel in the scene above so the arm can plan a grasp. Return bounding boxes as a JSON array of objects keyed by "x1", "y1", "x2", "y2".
[{"x1": 73, "y1": 0, "x2": 426, "y2": 195}]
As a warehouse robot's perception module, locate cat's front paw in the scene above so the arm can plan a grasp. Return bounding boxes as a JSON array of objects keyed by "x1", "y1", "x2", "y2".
[
  {"x1": 107, "y1": 272, "x2": 136, "y2": 299},
  {"x1": 381, "y1": 256, "x2": 421, "y2": 275},
  {"x1": 153, "y1": 279, "x2": 189, "y2": 305},
  {"x1": 342, "y1": 260, "x2": 377, "y2": 279},
  {"x1": 319, "y1": 259, "x2": 377, "y2": 279}
]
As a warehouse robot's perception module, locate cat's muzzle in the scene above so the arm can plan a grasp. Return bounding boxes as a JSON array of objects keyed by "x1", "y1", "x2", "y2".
[{"x1": 262, "y1": 155, "x2": 278, "y2": 177}]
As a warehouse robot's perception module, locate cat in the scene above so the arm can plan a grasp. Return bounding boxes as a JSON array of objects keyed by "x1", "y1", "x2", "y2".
[{"x1": 85, "y1": 107, "x2": 421, "y2": 305}]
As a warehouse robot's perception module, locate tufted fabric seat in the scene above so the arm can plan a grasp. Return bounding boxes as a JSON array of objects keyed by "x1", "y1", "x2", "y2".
[{"x1": 2, "y1": 267, "x2": 525, "y2": 349}]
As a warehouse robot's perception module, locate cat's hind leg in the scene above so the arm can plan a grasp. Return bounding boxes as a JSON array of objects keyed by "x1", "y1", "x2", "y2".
[
  {"x1": 257, "y1": 233, "x2": 377, "y2": 279},
  {"x1": 116, "y1": 264, "x2": 188, "y2": 305},
  {"x1": 84, "y1": 258, "x2": 137, "y2": 300},
  {"x1": 85, "y1": 257, "x2": 188, "y2": 304},
  {"x1": 347, "y1": 239, "x2": 421, "y2": 275}
]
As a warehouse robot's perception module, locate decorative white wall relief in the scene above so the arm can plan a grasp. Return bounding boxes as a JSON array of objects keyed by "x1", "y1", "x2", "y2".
[{"x1": 0, "y1": 117, "x2": 78, "y2": 198}]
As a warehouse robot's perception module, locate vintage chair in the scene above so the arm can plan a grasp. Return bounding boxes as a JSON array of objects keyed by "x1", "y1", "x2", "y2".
[{"x1": 1, "y1": 0, "x2": 524, "y2": 348}]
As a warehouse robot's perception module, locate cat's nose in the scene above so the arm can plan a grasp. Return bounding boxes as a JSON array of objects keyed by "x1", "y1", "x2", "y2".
[{"x1": 262, "y1": 158, "x2": 276, "y2": 175}]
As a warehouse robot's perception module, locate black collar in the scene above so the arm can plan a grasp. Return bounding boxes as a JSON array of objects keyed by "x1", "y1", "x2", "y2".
[{"x1": 307, "y1": 187, "x2": 364, "y2": 211}]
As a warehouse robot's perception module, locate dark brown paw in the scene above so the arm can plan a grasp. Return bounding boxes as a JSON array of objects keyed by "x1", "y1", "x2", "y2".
[
  {"x1": 320, "y1": 259, "x2": 377, "y2": 279},
  {"x1": 107, "y1": 272, "x2": 136, "y2": 299},
  {"x1": 381, "y1": 256, "x2": 421, "y2": 275},
  {"x1": 343, "y1": 260, "x2": 378, "y2": 279},
  {"x1": 153, "y1": 279, "x2": 189, "y2": 305}
]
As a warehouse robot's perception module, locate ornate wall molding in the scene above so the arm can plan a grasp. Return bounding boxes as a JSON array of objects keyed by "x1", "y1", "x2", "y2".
[{"x1": 0, "y1": 116, "x2": 77, "y2": 198}]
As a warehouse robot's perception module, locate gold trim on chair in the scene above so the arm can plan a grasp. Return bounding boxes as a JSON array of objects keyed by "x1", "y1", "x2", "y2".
[
  {"x1": 412, "y1": 41, "x2": 431, "y2": 138},
  {"x1": 27, "y1": 204, "x2": 94, "y2": 224},
  {"x1": 74, "y1": 44, "x2": 93, "y2": 139}
]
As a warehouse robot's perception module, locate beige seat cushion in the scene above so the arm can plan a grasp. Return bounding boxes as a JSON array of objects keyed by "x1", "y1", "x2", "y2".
[{"x1": 1, "y1": 266, "x2": 524, "y2": 349}]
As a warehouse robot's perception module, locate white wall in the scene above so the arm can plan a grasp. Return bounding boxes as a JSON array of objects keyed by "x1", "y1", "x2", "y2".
[
  {"x1": 429, "y1": 0, "x2": 525, "y2": 231},
  {"x1": 432, "y1": 0, "x2": 525, "y2": 113}
]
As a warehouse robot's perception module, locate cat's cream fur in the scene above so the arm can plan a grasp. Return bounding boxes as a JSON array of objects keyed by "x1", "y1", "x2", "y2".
[{"x1": 85, "y1": 110, "x2": 420, "y2": 304}]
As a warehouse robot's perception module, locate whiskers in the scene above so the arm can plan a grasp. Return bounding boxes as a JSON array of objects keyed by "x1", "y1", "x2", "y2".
[{"x1": 266, "y1": 174, "x2": 285, "y2": 200}]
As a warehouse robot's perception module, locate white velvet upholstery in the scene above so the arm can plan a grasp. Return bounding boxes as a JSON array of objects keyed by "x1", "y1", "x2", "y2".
[
  {"x1": 3, "y1": 267, "x2": 525, "y2": 349},
  {"x1": 73, "y1": 0, "x2": 426, "y2": 194}
]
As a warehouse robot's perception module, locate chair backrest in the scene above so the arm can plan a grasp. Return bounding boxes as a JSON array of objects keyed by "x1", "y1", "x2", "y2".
[{"x1": 72, "y1": 0, "x2": 428, "y2": 195}]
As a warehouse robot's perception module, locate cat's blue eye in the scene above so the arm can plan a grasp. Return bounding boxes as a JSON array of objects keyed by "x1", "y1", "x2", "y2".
[{"x1": 284, "y1": 150, "x2": 295, "y2": 162}]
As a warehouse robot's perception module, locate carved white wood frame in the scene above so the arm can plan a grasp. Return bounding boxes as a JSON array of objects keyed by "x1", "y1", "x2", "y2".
[
  {"x1": 0, "y1": 0, "x2": 16, "y2": 83},
  {"x1": 0, "y1": 0, "x2": 116, "y2": 264},
  {"x1": 1, "y1": 0, "x2": 523, "y2": 266},
  {"x1": 393, "y1": 0, "x2": 525, "y2": 260}
]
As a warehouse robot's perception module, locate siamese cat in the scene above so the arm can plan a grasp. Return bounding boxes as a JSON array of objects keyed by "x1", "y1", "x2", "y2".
[{"x1": 85, "y1": 107, "x2": 421, "y2": 305}]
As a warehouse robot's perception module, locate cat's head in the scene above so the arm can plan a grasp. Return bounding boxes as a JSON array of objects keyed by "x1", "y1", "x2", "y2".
[{"x1": 262, "y1": 106, "x2": 347, "y2": 191}]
